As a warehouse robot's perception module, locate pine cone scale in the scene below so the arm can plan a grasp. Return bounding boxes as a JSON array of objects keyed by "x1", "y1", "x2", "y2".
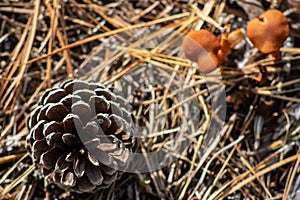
[
  {"x1": 55, "y1": 154, "x2": 71, "y2": 172},
  {"x1": 85, "y1": 163, "x2": 103, "y2": 185},
  {"x1": 40, "y1": 146, "x2": 64, "y2": 169},
  {"x1": 31, "y1": 120, "x2": 45, "y2": 140},
  {"x1": 62, "y1": 172, "x2": 76, "y2": 187},
  {"x1": 63, "y1": 113, "x2": 83, "y2": 133},
  {"x1": 73, "y1": 157, "x2": 86, "y2": 178}
]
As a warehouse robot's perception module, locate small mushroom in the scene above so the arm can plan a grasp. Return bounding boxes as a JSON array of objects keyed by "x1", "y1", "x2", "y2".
[
  {"x1": 246, "y1": 9, "x2": 289, "y2": 54},
  {"x1": 182, "y1": 30, "x2": 221, "y2": 73}
]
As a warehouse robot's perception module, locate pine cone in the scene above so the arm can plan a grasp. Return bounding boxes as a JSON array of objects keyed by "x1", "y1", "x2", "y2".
[{"x1": 26, "y1": 80, "x2": 135, "y2": 193}]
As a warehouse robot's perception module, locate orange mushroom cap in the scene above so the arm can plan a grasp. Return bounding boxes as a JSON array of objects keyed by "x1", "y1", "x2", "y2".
[
  {"x1": 246, "y1": 9, "x2": 289, "y2": 54},
  {"x1": 197, "y1": 52, "x2": 219, "y2": 74},
  {"x1": 182, "y1": 30, "x2": 221, "y2": 73}
]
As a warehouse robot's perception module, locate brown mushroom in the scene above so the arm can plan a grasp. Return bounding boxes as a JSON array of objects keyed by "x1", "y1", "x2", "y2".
[
  {"x1": 182, "y1": 30, "x2": 221, "y2": 73},
  {"x1": 246, "y1": 9, "x2": 289, "y2": 54}
]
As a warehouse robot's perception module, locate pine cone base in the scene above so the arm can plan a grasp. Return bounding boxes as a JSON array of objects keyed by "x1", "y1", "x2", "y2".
[{"x1": 26, "y1": 80, "x2": 135, "y2": 193}]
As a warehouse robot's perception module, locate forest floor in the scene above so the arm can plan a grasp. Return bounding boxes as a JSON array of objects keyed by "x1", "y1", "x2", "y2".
[{"x1": 1, "y1": 0, "x2": 300, "y2": 199}]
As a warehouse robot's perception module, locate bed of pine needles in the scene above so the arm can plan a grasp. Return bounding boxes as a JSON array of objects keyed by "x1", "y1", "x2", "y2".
[{"x1": 1, "y1": 0, "x2": 300, "y2": 199}]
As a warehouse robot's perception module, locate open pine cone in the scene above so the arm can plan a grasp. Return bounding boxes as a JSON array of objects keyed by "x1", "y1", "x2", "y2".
[{"x1": 26, "y1": 79, "x2": 135, "y2": 193}]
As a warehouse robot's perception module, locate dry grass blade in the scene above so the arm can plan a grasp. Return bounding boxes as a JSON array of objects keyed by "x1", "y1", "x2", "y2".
[
  {"x1": 225, "y1": 154, "x2": 300, "y2": 198},
  {"x1": 189, "y1": 135, "x2": 245, "y2": 199},
  {"x1": 179, "y1": 94, "x2": 211, "y2": 200},
  {"x1": 45, "y1": 0, "x2": 58, "y2": 87},
  {"x1": 202, "y1": 146, "x2": 236, "y2": 200},
  {"x1": 240, "y1": 156, "x2": 272, "y2": 198},
  {"x1": 191, "y1": 2, "x2": 225, "y2": 32},
  {"x1": 0, "y1": 154, "x2": 25, "y2": 165},
  {"x1": 283, "y1": 149, "x2": 300, "y2": 199},
  {"x1": 0, "y1": 18, "x2": 30, "y2": 108},
  {"x1": 26, "y1": 12, "x2": 190, "y2": 65},
  {"x1": 0, "y1": 165, "x2": 35, "y2": 199},
  {"x1": 0, "y1": 7, "x2": 34, "y2": 14}
]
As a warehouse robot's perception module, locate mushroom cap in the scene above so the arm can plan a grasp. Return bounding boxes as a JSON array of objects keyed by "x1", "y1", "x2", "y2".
[
  {"x1": 246, "y1": 9, "x2": 289, "y2": 54},
  {"x1": 182, "y1": 30, "x2": 221, "y2": 62},
  {"x1": 197, "y1": 52, "x2": 219, "y2": 74}
]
